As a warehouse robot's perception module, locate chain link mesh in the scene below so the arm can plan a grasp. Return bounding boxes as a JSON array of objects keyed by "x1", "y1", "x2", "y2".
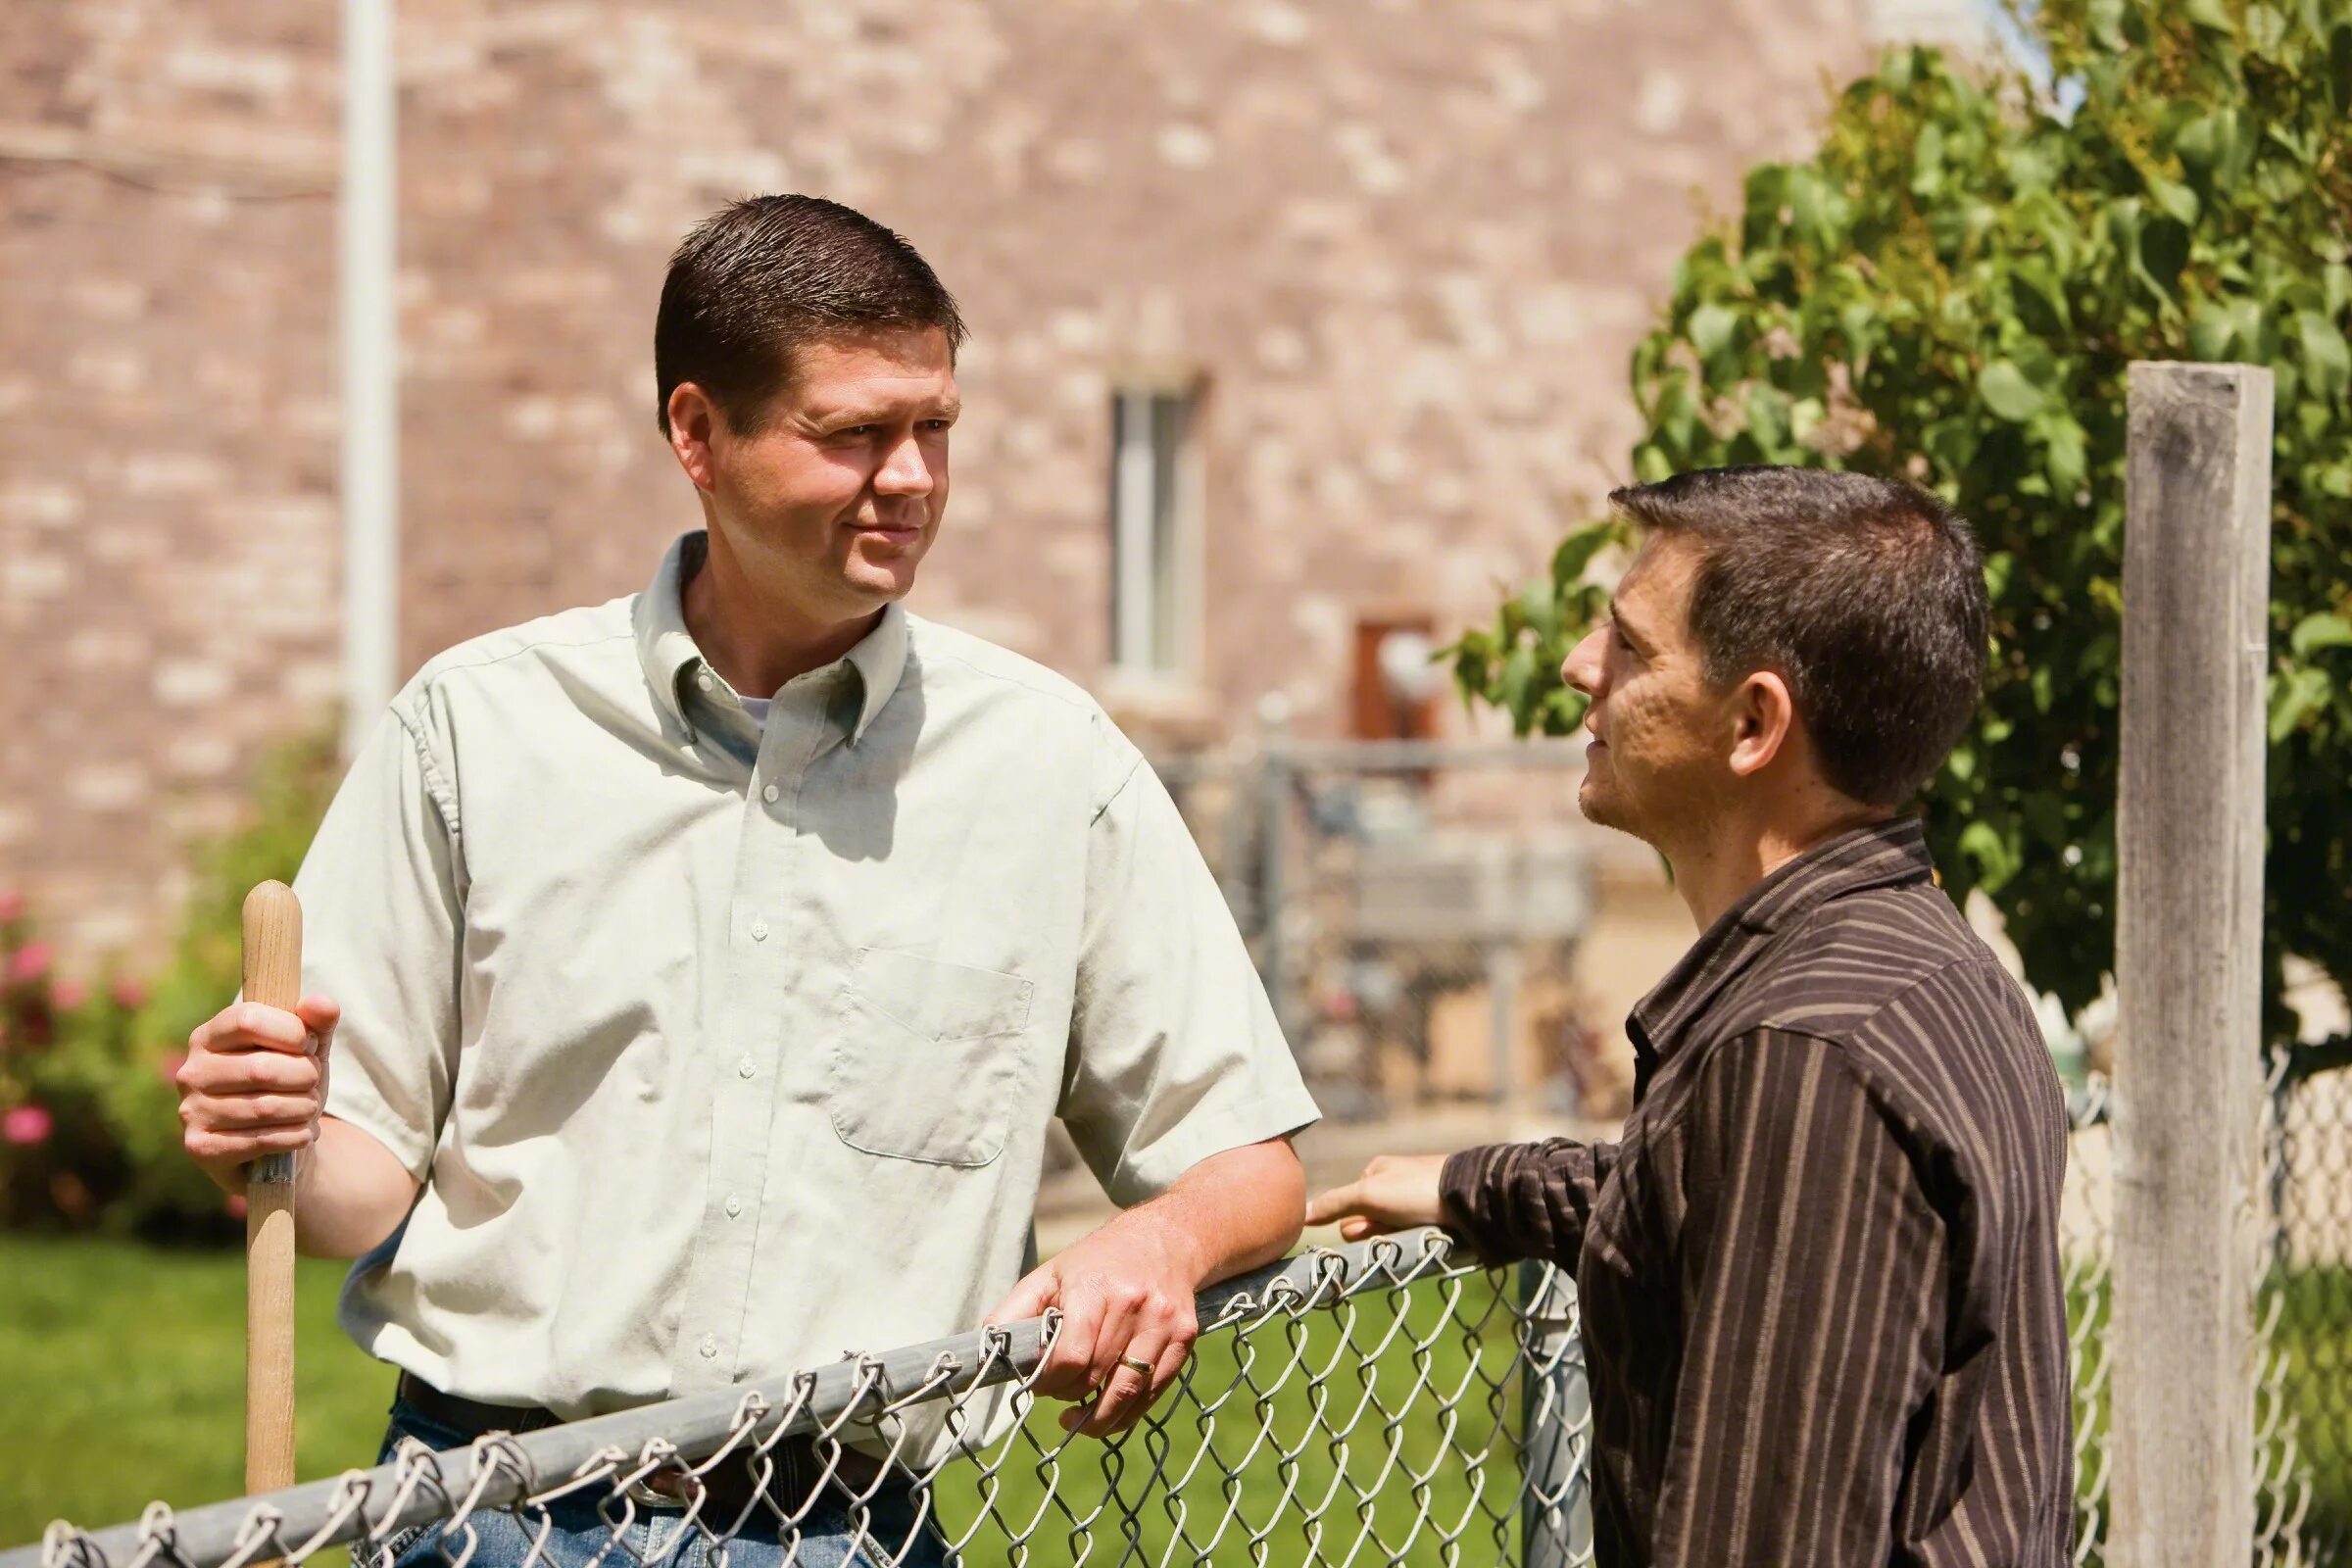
[
  {"x1": 2254, "y1": 1048, "x2": 2348, "y2": 1567},
  {"x1": 20, "y1": 1235, "x2": 1590, "y2": 1568},
  {"x1": 2058, "y1": 1077, "x2": 2112, "y2": 1566}
]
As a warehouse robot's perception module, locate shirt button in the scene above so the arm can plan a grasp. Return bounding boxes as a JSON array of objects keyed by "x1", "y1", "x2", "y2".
[
  {"x1": 699, "y1": 1335, "x2": 717, "y2": 1359},
  {"x1": 724, "y1": 1195, "x2": 744, "y2": 1218},
  {"x1": 750, "y1": 918, "x2": 769, "y2": 942},
  {"x1": 738, "y1": 1055, "x2": 757, "y2": 1079},
  {"x1": 696, "y1": 670, "x2": 715, "y2": 692},
  {"x1": 761, "y1": 784, "x2": 780, "y2": 804}
]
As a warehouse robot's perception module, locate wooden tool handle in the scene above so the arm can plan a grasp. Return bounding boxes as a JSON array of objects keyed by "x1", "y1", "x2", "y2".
[{"x1": 242, "y1": 880, "x2": 302, "y2": 1495}]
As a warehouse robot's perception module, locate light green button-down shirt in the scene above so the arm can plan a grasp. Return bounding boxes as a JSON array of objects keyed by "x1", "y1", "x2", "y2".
[{"x1": 299, "y1": 533, "x2": 1316, "y2": 1426}]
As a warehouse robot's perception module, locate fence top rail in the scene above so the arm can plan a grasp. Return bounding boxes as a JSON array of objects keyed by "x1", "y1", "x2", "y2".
[{"x1": 10, "y1": 1229, "x2": 1473, "y2": 1568}]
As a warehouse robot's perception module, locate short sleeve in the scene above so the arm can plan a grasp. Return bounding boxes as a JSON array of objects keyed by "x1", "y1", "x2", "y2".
[
  {"x1": 296, "y1": 701, "x2": 466, "y2": 1182},
  {"x1": 1056, "y1": 733, "x2": 1319, "y2": 1205}
]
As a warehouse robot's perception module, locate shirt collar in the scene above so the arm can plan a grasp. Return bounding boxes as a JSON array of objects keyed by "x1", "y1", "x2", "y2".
[
  {"x1": 1625, "y1": 815, "x2": 1935, "y2": 1082},
  {"x1": 840, "y1": 599, "x2": 909, "y2": 745},
  {"x1": 633, "y1": 530, "x2": 910, "y2": 748}
]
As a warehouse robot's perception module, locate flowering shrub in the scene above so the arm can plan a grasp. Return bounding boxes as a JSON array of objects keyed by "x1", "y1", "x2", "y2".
[{"x1": 0, "y1": 728, "x2": 338, "y2": 1239}]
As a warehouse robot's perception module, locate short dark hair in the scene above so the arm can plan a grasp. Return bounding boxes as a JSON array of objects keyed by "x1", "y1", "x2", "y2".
[
  {"x1": 654, "y1": 194, "x2": 966, "y2": 436},
  {"x1": 1609, "y1": 466, "x2": 1988, "y2": 808}
]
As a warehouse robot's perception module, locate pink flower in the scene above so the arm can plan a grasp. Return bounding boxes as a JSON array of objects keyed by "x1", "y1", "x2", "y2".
[
  {"x1": 3, "y1": 1103, "x2": 52, "y2": 1146},
  {"x1": 50, "y1": 978, "x2": 86, "y2": 1011},
  {"x1": 8, "y1": 942, "x2": 52, "y2": 984},
  {"x1": 111, "y1": 977, "x2": 148, "y2": 1010}
]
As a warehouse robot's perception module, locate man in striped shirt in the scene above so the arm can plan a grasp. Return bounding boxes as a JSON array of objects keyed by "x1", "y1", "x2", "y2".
[{"x1": 1309, "y1": 466, "x2": 2072, "y2": 1566}]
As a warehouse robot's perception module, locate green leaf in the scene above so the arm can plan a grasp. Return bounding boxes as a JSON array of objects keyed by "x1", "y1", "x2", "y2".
[
  {"x1": 2146, "y1": 175, "x2": 2200, "y2": 225},
  {"x1": 1519, "y1": 578, "x2": 1563, "y2": 643},
  {"x1": 2291, "y1": 613, "x2": 2352, "y2": 658},
  {"x1": 2176, "y1": 111, "x2": 2230, "y2": 172},
  {"x1": 2036, "y1": 412, "x2": 2090, "y2": 495},
  {"x1": 1497, "y1": 644, "x2": 1540, "y2": 719},
  {"x1": 1959, "y1": 820, "x2": 2021, "y2": 891},
  {"x1": 2188, "y1": 300, "x2": 2239, "y2": 360},
  {"x1": 2139, "y1": 218, "x2": 2192, "y2": 300},
  {"x1": 1689, "y1": 303, "x2": 1740, "y2": 364},
  {"x1": 2184, "y1": 0, "x2": 2234, "y2": 31},
  {"x1": 1744, "y1": 385, "x2": 1792, "y2": 455},
  {"x1": 2011, "y1": 266, "x2": 2072, "y2": 336},
  {"x1": 2087, "y1": 0, "x2": 2127, "y2": 48},
  {"x1": 1911, "y1": 122, "x2": 1947, "y2": 200},
  {"x1": 2270, "y1": 666, "x2": 2332, "y2": 743},
  {"x1": 2297, "y1": 311, "x2": 2352, "y2": 402},
  {"x1": 1979, "y1": 359, "x2": 2046, "y2": 422},
  {"x1": 1551, "y1": 522, "x2": 1618, "y2": 587}
]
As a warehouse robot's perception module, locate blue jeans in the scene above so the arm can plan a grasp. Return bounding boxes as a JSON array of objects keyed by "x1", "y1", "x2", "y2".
[{"x1": 374, "y1": 1396, "x2": 954, "y2": 1568}]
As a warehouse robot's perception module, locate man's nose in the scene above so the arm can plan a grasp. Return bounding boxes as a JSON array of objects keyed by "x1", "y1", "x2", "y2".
[
  {"x1": 873, "y1": 431, "x2": 936, "y2": 497},
  {"x1": 1562, "y1": 624, "x2": 1607, "y2": 698}
]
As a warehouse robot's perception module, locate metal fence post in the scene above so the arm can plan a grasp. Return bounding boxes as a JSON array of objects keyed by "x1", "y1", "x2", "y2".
[
  {"x1": 2111, "y1": 361, "x2": 2274, "y2": 1568},
  {"x1": 1518, "y1": 1260, "x2": 1591, "y2": 1568},
  {"x1": 1257, "y1": 724, "x2": 1296, "y2": 1044}
]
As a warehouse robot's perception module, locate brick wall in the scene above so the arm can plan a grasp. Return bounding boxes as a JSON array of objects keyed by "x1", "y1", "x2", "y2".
[
  {"x1": 0, "y1": 1, "x2": 342, "y2": 955},
  {"x1": 1, "y1": 0, "x2": 1868, "y2": 959}
]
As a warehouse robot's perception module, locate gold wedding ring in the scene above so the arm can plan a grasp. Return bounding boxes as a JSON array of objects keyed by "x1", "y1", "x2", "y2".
[{"x1": 1118, "y1": 1353, "x2": 1154, "y2": 1379}]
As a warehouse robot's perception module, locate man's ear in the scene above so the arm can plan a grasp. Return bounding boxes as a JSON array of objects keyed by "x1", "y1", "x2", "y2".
[
  {"x1": 666, "y1": 383, "x2": 722, "y2": 492},
  {"x1": 1727, "y1": 670, "x2": 1797, "y2": 779}
]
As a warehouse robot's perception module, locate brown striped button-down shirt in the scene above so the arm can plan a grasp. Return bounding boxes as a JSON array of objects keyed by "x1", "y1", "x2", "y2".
[{"x1": 1442, "y1": 817, "x2": 2072, "y2": 1567}]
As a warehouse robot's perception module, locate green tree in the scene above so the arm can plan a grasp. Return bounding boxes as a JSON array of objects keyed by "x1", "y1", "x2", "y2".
[{"x1": 1453, "y1": 0, "x2": 2352, "y2": 1060}]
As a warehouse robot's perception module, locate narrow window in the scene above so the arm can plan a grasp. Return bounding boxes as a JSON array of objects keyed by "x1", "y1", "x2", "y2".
[{"x1": 1109, "y1": 384, "x2": 1200, "y2": 676}]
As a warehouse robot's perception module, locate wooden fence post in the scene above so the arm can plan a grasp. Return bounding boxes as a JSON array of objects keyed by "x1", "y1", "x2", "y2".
[{"x1": 2111, "y1": 361, "x2": 2274, "y2": 1568}]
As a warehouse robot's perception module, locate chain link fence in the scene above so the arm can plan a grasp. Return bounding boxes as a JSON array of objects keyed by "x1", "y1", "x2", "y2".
[
  {"x1": 2057, "y1": 1077, "x2": 2113, "y2": 1566},
  {"x1": 2257, "y1": 1050, "x2": 2352, "y2": 1566},
  {"x1": 10, "y1": 1234, "x2": 1591, "y2": 1568},
  {"x1": 2060, "y1": 1053, "x2": 2348, "y2": 1568}
]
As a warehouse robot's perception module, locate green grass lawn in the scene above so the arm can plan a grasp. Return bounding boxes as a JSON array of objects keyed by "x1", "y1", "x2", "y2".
[
  {"x1": 0, "y1": 1237, "x2": 395, "y2": 1546},
  {"x1": 2265, "y1": 1267, "x2": 2352, "y2": 1554},
  {"x1": 0, "y1": 1238, "x2": 1548, "y2": 1565}
]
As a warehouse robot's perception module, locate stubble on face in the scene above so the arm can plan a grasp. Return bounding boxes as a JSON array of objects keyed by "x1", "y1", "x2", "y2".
[{"x1": 1572, "y1": 537, "x2": 1717, "y2": 848}]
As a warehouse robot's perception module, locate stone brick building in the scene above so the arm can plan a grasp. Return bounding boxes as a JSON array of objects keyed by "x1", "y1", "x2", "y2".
[{"x1": 0, "y1": 0, "x2": 1936, "y2": 961}]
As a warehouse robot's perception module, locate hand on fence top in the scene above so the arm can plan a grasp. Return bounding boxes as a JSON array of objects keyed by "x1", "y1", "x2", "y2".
[
  {"x1": 984, "y1": 1209, "x2": 1201, "y2": 1441},
  {"x1": 1305, "y1": 1153, "x2": 1449, "y2": 1243},
  {"x1": 175, "y1": 994, "x2": 339, "y2": 1193}
]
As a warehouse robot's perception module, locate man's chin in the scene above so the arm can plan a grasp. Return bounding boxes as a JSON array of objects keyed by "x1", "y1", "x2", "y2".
[
  {"x1": 1577, "y1": 778, "x2": 1634, "y2": 835},
  {"x1": 841, "y1": 551, "x2": 922, "y2": 604}
]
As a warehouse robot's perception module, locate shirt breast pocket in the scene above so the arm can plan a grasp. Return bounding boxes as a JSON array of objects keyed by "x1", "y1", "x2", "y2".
[{"x1": 824, "y1": 947, "x2": 1037, "y2": 1168}]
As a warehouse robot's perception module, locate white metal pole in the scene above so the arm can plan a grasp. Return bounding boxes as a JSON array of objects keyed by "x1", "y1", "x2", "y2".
[{"x1": 339, "y1": 0, "x2": 398, "y2": 759}]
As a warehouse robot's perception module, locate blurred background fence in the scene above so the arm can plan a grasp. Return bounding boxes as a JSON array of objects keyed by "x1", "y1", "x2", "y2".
[{"x1": 1159, "y1": 738, "x2": 1610, "y2": 1127}]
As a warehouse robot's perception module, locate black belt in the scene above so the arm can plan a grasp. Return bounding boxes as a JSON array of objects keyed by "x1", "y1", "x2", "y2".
[{"x1": 394, "y1": 1373, "x2": 890, "y2": 1516}]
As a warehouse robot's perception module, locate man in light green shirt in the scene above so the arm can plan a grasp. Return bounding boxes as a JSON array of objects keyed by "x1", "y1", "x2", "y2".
[{"x1": 172, "y1": 195, "x2": 1317, "y2": 1568}]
